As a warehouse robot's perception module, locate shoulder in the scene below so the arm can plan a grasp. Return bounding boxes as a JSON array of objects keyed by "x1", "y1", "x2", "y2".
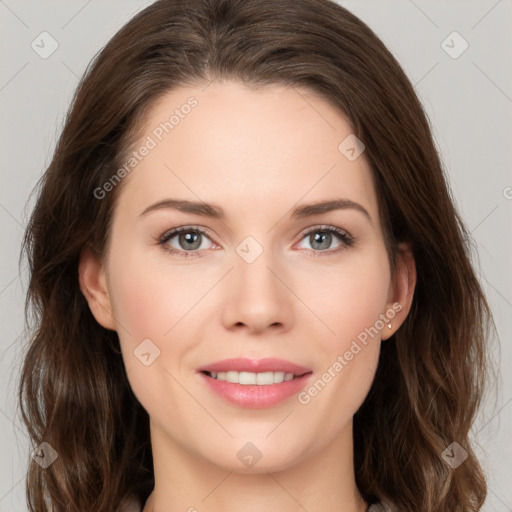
[
  {"x1": 368, "y1": 500, "x2": 397, "y2": 512},
  {"x1": 120, "y1": 496, "x2": 396, "y2": 512},
  {"x1": 118, "y1": 496, "x2": 142, "y2": 512}
]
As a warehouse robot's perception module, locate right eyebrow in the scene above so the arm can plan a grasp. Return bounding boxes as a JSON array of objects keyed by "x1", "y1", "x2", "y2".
[{"x1": 139, "y1": 198, "x2": 225, "y2": 219}]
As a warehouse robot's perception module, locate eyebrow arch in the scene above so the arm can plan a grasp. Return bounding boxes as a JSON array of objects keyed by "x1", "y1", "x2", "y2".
[
  {"x1": 139, "y1": 198, "x2": 372, "y2": 224},
  {"x1": 291, "y1": 199, "x2": 372, "y2": 224},
  {"x1": 139, "y1": 199, "x2": 224, "y2": 218}
]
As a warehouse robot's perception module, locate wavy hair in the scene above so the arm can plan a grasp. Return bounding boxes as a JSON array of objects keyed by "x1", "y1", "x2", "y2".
[{"x1": 18, "y1": 0, "x2": 496, "y2": 510}]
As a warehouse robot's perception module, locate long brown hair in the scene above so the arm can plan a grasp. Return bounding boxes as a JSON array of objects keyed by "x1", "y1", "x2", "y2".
[{"x1": 18, "y1": 0, "x2": 496, "y2": 510}]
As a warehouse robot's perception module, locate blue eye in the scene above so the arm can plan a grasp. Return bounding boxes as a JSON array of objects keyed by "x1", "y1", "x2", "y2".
[
  {"x1": 158, "y1": 226, "x2": 215, "y2": 258},
  {"x1": 158, "y1": 225, "x2": 354, "y2": 258},
  {"x1": 297, "y1": 225, "x2": 354, "y2": 255}
]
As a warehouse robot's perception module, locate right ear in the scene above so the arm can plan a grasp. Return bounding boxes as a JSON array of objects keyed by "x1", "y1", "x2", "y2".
[{"x1": 78, "y1": 245, "x2": 117, "y2": 330}]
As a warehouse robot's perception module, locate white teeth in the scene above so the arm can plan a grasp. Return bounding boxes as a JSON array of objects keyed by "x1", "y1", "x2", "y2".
[{"x1": 209, "y1": 371, "x2": 296, "y2": 385}]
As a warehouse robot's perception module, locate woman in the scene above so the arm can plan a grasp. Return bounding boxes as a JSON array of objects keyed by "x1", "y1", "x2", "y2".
[{"x1": 18, "y1": 0, "x2": 495, "y2": 511}]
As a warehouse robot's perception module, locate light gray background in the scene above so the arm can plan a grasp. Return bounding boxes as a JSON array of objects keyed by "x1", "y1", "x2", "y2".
[{"x1": 1, "y1": 1, "x2": 511, "y2": 510}]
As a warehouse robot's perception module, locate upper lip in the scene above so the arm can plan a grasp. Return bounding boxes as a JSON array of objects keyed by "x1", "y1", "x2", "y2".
[{"x1": 198, "y1": 358, "x2": 312, "y2": 376}]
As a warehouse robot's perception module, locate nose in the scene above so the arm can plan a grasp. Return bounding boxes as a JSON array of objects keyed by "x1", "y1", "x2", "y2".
[{"x1": 221, "y1": 248, "x2": 294, "y2": 335}]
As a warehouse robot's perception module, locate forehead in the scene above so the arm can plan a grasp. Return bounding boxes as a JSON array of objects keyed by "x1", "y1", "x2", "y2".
[{"x1": 114, "y1": 80, "x2": 379, "y2": 224}]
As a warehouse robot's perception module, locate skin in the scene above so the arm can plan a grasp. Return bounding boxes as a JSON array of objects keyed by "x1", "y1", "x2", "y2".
[{"x1": 80, "y1": 80, "x2": 416, "y2": 512}]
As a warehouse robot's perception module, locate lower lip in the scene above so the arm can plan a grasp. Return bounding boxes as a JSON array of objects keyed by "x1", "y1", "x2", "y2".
[{"x1": 198, "y1": 371, "x2": 313, "y2": 409}]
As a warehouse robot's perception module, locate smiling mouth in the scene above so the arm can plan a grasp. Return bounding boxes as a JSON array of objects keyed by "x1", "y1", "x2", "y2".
[{"x1": 201, "y1": 370, "x2": 310, "y2": 385}]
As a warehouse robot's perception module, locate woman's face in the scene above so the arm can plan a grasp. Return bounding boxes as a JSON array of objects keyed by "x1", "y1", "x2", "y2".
[{"x1": 82, "y1": 80, "x2": 411, "y2": 473}]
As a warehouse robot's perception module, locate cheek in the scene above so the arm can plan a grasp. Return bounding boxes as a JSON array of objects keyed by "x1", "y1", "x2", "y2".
[
  {"x1": 108, "y1": 243, "x2": 203, "y2": 339},
  {"x1": 294, "y1": 252, "x2": 389, "y2": 428},
  {"x1": 297, "y1": 247, "x2": 391, "y2": 343},
  {"x1": 106, "y1": 245, "x2": 204, "y2": 409},
  {"x1": 107, "y1": 240, "x2": 223, "y2": 391}
]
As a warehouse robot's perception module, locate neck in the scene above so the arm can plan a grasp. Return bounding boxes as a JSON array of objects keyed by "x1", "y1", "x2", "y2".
[{"x1": 143, "y1": 418, "x2": 368, "y2": 512}]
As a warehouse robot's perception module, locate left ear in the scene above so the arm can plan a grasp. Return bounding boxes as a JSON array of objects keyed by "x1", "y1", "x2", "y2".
[
  {"x1": 78, "y1": 244, "x2": 117, "y2": 331},
  {"x1": 381, "y1": 242, "x2": 416, "y2": 340}
]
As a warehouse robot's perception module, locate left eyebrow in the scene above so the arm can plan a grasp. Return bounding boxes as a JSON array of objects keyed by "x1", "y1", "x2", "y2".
[
  {"x1": 139, "y1": 197, "x2": 372, "y2": 225},
  {"x1": 290, "y1": 199, "x2": 373, "y2": 225}
]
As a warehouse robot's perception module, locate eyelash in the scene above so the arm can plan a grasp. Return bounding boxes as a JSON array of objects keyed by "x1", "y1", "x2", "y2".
[{"x1": 157, "y1": 224, "x2": 355, "y2": 259}]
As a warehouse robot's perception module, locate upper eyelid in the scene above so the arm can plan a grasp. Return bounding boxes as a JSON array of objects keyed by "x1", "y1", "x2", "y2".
[
  {"x1": 298, "y1": 224, "x2": 351, "y2": 237},
  {"x1": 159, "y1": 224, "x2": 215, "y2": 241}
]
